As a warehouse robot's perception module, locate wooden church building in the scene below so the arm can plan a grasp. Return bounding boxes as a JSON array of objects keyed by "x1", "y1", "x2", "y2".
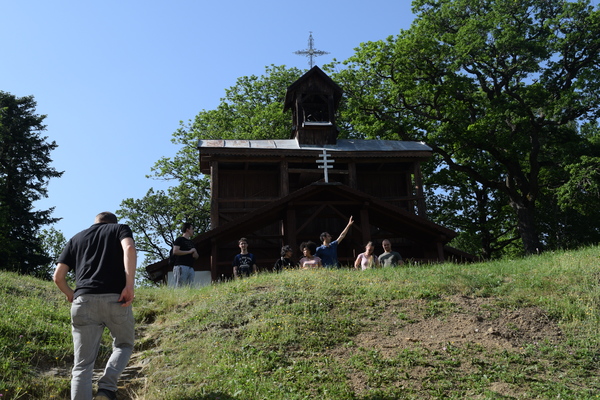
[{"x1": 147, "y1": 66, "x2": 469, "y2": 284}]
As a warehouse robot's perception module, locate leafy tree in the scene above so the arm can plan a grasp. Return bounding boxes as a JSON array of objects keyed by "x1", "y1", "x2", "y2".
[
  {"x1": 330, "y1": 0, "x2": 600, "y2": 255},
  {"x1": 0, "y1": 91, "x2": 63, "y2": 274},
  {"x1": 534, "y1": 120, "x2": 600, "y2": 249},
  {"x1": 557, "y1": 156, "x2": 600, "y2": 216},
  {"x1": 555, "y1": 122, "x2": 600, "y2": 216},
  {"x1": 118, "y1": 65, "x2": 303, "y2": 266},
  {"x1": 117, "y1": 186, "x2": 210, "y2": 267},
  {"x1": 424, "y1": 166, "x2": 520, "y2": 259},
  {"x1": 38, "y1": 227, "x2": 66, "y2": 280}
]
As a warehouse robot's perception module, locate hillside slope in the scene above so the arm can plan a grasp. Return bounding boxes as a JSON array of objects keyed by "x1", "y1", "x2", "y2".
[{"x1": 2, "y1": 247, "x2": 600, "y2": 399}]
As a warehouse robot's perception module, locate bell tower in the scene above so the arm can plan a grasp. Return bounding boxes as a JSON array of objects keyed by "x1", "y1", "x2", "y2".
[{"x1": 284, "y1": 66, "x2": 343, "y2": 146}]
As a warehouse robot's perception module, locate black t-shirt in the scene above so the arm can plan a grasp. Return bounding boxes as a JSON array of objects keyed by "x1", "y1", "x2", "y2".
[
  {"x1": 233, "y1": 253, "x2": 256, "y2": 270},
  {"x1": 57, "y1": 223, "x2": 134, "y2": 298},
  {"x1": 274, "y1": 257, "x2": 294, "y2": 271},
  {"x1": 174, "y1": 236, "x2": 196, "y2": 267}
]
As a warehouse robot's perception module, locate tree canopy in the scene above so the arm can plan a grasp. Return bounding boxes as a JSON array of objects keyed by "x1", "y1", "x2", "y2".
[
  {"x1": 331, "y1": 0, "x2": 600, "y2": 256},
  {"x1": 0, "y1": 91, "x2": 63, "y2": 275},
  {"x1": 38, "y1": 227, "x2": 67, "y2": 280}
]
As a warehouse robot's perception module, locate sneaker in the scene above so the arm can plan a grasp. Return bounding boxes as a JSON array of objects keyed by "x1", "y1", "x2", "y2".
[{"x1": 95, "y1": 388, "x2": 117, "y2": 400}]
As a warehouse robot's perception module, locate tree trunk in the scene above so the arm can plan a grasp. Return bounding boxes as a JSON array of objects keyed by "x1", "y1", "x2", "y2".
[{"x1": 512, "y1": 200, "x2": 542, "y2": 255}]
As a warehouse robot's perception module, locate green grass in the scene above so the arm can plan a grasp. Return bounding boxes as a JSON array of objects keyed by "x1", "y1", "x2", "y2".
[
  {"x1": 2, "y1": 246, "x2": 600, "y2": 399},
  {"x1": 0, "y1": 273, "x2": 74, "y2": 398}
]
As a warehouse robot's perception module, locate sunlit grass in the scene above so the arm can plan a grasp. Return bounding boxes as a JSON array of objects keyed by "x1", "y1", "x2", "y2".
[
  {"x1": 0, "y1": 273, "x2": 72, "y2": 399},
  {"x1": 2, "y1": 246, "x2": 600, "y2": 398}
]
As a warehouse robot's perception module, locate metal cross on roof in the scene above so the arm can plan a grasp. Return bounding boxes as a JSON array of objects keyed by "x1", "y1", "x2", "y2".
[
  {"x1": 294, "y1": 32, "x2": 330, "y2": 68},
  {"x1": 316, "y1": 149, "x2": 335, "y2": 183}
]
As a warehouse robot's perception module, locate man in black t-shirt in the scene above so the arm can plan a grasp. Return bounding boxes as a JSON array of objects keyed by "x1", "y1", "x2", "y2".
[
  {"x1": 172, "y1": 222, "x2": 198, "y2": 287},
  {"x1": 273, "y1": 245, "x2": 295, "y2": 272},
  {"x1": 54, "y1": 211, "x2": 136, "y2": 400}
]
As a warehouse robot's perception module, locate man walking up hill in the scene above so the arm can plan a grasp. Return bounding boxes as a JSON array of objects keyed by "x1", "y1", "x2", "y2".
[{"x1": 53, "y1": 211, "x2": 136, "y2": 400}]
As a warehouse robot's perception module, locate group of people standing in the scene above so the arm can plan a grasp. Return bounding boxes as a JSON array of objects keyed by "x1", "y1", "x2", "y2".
[
  {"x1": 353, "y1": 238, "x2": 404, "y2": 270},
  {"x1": 229, "y1": 216, "x2": 357, "y2": 277},
  {"x1": 168, "y1": 216, "x2": 408, "y2": 287},
  {"x1": 276, "y1": 216, "x2": 405, "y2": 271},
  {"x1": 172, "y1": 216, "x2": 405, "y2": 285}
]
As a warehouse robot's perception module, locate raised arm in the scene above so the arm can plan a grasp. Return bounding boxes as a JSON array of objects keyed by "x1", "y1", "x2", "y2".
[{"x1": 336, "y1": 216, "x2": 354, "y2": 244}]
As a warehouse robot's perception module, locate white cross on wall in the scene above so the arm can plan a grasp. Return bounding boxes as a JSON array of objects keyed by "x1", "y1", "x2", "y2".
[{"x1": 316, "y1": 149, "x2": 335, "y2": 183}]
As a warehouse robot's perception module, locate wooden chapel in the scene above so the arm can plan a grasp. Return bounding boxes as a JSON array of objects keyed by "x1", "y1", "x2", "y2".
[{"x1": 146, "y1": 66, "x2": 469, "y2": 284}]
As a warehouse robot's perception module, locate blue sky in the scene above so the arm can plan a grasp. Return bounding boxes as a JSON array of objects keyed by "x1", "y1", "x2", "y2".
[{"x1": 1, "y1": 1, "x2": 416, "y2": 240}]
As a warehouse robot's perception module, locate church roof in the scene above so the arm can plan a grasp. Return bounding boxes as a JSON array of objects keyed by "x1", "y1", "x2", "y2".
[
  {"x1": 198, "y1": 138, "x2": 432, "y2": 173},
  {"x1": 198, "y1": 138, "x2": 431, "y2": 152}
]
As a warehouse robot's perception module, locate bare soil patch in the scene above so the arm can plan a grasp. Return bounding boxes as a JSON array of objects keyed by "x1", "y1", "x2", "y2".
[{"x1": 328, "y1": 295, "x2": 565, "y2": 398}]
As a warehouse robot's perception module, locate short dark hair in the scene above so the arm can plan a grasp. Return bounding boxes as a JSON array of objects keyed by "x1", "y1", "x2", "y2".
[
  {"x1": 300, "y1": 241, "x2": 317, "y2": 255},
  {"x1": 281, "y1": 245, "x2": 292, "y2": 257},
  {"x1": 96, "y1": 212, "x2": 118, "y2": 224},
  {"x1": 181, "y1": 222, "x2": 193, "y2": 234},
  {"x1": 239, "y1": 237, "x2": 248, "y2": 244},
  {"x1": 319, "y1": 232, "x2": 329, "y2": 242}
]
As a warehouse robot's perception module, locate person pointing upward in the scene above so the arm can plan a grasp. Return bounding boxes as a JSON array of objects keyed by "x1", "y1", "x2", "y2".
[{"x1": 316, "y1": 215, "x2": 354, "y2": 268}]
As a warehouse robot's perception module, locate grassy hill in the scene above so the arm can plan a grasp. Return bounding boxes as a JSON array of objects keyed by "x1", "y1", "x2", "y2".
[{"x1": 2, "y1": 247, "x2": 600, "y2": 399}]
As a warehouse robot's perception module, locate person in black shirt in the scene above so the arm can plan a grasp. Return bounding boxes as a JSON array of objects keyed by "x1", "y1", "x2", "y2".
[
  {"x1": 273, "y1": 245, "x2": 295, "y2": 272},
  {"x1": 172, "y1": 222, "x2": 199, "y2": 287},
  {"x1": 54, "y1": 211, "x2": 136, "y2": 400}
]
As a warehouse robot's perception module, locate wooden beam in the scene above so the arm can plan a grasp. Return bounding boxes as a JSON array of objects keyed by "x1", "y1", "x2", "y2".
[
  {"x1": 217, "y1": 214, "x2": 235, "y2": 223},
  {"x1": 288, "y1": 168, "x2": 349, "y2": 175},
  {"x1": 274, "y1": 200, "x2": 360, "y2": 207},
  {"x1": 215, "y1": 197, "x2": 281, "y2": 203},
  {"x1": 360, "y1": 206, "x2": 371, "y2": 245},
  {"x1": 437, "y1": 241, "x2": 444, "y2": 262},
  {"x1": 296, "y1": 203, "x2": 327, "y2": 234},
  {"x1": 285, "y1": 207, "x2": 297, "y2": 250},
  {"x1": 327, "y1": 203, "x2": 352, "y2": 220},
  {"x1": 414, "y1": 163, "x2": 427, "y2": 217},
  {"x1": 280, "y1": 159, "x2": 289, "y2": 197},
  {"x1": 349, "y1": 161, "x2": 357, "y2": 189},
  {"x1": 210, "y1": 161, "x2": 219, "y2": 229},
  {"x1": 211, "y1": 238, "x2": 218, "y2": 281}
]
